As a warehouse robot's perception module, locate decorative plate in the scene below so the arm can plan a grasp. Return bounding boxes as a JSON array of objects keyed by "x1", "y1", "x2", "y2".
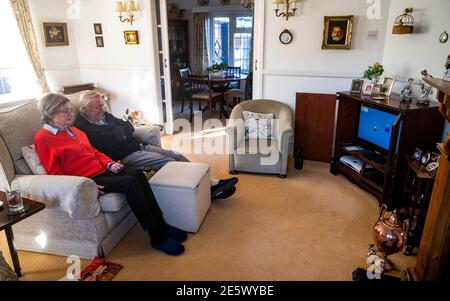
[
  {"x1": 279, "y1": 29, "x2": 293, "y2": 45},
  {"x1": 439, "y1": 31, "x2": 448, "y2": 43}
]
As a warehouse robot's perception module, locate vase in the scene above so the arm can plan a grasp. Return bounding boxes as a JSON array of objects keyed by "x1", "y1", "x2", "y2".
[{"x1": 371, "y1": 77, "x2": 381, "y2": 95}]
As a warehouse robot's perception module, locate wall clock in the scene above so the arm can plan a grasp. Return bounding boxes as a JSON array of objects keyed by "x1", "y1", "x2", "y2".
[
  {"x1": 279, "y1": 29, "x2": 293, "y2": 45},
  {"x1": 439, "y1": 31, "x2": 448, "y2": 43}
]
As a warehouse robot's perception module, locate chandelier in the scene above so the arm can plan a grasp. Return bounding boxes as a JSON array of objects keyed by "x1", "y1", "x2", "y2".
[{"x1": 240, "y1": 0, "x2": 254, "y2": 9}]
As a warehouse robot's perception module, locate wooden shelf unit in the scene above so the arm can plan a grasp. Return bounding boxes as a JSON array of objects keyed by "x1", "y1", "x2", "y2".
[{"x1": 331, "y1": 92, "x2": 444, "y2": 208}]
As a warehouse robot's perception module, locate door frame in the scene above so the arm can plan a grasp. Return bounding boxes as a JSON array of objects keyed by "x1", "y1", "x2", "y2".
[{"x1": 156, "y1": 0, "x2": 265, "y2": 133}]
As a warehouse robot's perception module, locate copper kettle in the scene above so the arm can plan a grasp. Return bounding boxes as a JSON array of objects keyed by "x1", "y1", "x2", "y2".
[{"x1": 373, "y1": 204, "x2": 409, "y2": 256}]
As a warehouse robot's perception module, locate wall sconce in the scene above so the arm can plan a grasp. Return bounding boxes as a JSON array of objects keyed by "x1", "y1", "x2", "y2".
[
  {"x1": 392, "y1": 8, "x2": 414, "y2": 34},
  {"x1": 115, "y1": 1, "x2": 138, "y2": 26},
  {"x1": 273, "y1": 0, "x2": 301, "y2": 21}
]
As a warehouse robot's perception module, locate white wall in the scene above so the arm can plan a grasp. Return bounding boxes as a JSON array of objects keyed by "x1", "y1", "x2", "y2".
[
  {"x1": 262, "y1": 0, "x2": 391, "y2": 109},
  {"x1": 382, "y1": 0, "x2": 450, "y2": 141},
  {"x1": 29, "y1": 0, "x2": 81, "y2": 92},
  {"x1": 30, "y1": 0, "x2": 162, "y2": 124}
]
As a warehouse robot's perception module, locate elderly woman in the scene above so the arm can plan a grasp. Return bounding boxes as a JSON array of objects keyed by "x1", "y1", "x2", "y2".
[
  {"x1": 74, "y1": 91, "x2": 238, "y2": 200},
  {"x1": 34, "y1": 93, "x2": 186, "y2": 256}
]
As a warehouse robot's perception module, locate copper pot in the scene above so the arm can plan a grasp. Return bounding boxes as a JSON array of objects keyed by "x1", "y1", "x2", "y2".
[{"x1": 373, "y1": 204, "x2": 409, "y2": 256}]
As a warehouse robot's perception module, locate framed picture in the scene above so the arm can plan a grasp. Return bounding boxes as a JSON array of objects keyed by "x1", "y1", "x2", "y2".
[
  {"x1": 350, "y1": 79, "x2": 364, "y2": 94},
  {"x1": 363, "y1": 83, "x2": 374, "y2": 95},
  {"x1": 94, "y1": 23, "x2": 102, "y2": 35},
  {"x1": 381, "y1": 76, "x2": 395, "y2": 96},
  {"x1": 95, "y1": 36, "x2": 104, "y2": 48},
  {"x1": 124, "y1": 30, "x2": 139, "y2": 45},
  {"x1": 322, "y1": 16, "x2": 354, "y2": 50},
  {"x1": 42, "y1": 22, "x2": 69, "y2": 47}
]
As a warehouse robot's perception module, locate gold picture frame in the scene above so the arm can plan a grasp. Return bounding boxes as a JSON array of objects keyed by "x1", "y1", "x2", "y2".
[
  {"x1": 124, "y1": 30, "x2": 139, "y2": 45},
  {"x1": 42, "y1": 22, "x2": 69, "y2": 47},
  {"x1": 381, "y1": 76, "x2": 395, "y2": 96},
  {"x1": 322, "y1": 16, "x2": 354, "y2": 50}
]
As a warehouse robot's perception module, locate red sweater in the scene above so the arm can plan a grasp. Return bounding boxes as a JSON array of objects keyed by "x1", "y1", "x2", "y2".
[{"x1": 35, "y1": 127, "x2": 113, "y2": 178}]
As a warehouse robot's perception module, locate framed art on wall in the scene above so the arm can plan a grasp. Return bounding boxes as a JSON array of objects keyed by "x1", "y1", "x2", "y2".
[
  {"x1": 42, "y1": 22, "x2": 69, "y2": 47},
  {"x1": 96, "y1": 36, "x2": 104, "y2": 47},
  {"x1": 94, "y1": 23, "x2": 102, "y2": 35},
  {"x1": 322, "y1": 16, "x2": 354, "y2": 50},
  {"x1": 124, "y1": 30, "x2": 139, "y2": 45}
]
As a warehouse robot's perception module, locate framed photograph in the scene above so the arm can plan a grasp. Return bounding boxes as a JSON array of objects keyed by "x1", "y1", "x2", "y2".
[
  {"x1": 381, "y1": 76, "x2": 395, "y2": 96},
  {"x1": 42, "y1": 22, "x2": 69, "y2": 47},
  {"x1": 322, "y1": 16, "x2": 354, "y2": 50},
  {"x1": 363, "y1": 83, "x2": 374, "y2": 95},
  {"x1": 124, "y1": 30, "x2": 139, "y2": 45},
  {"x1": 95, "y1": 36, "x2": 104, "y2": 48},
  {"x1": 94, "y1": 23, "x2": 102, "y2": 35},
  {"x1": 350, "y1": 79, "x2": 364, "y2": 94},
  {"x1": 413, "y1": 147, "x2": 423, "y2": 161}
]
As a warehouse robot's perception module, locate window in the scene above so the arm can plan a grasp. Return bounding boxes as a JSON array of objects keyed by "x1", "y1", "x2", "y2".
[
  {"x1": 209, "y1": 13, "x2": 253, "y2": 74},
  {"x1": 0, "y1": 1, "x2": 41, "y2": 105}
]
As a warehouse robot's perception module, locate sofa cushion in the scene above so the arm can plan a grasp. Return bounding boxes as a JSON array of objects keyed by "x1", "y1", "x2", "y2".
[
  {"x1": 21, "y1": 145, "x2": 47, "y2": 175},
  {"x1": 98, "y1": 193, "x2": 128, "y2": 213},
  {"x1": 243, "y1": 111, "x2": 274, "y2": 140},
  {"x1": 0, "y1": 101, "x2": 41, "y2": 175}
]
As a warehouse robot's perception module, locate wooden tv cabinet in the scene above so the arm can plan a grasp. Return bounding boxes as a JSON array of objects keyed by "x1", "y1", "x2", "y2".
[{"x1": 331, "y1": 92, "x2": 444, "y2": 208}]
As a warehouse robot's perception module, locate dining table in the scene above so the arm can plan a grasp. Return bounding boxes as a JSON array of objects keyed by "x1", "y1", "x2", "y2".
[{"x1": 195, "y1": 73, "x2": 247, "y2": 119}]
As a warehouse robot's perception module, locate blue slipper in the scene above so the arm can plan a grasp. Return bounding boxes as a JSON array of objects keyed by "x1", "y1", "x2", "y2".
[
  {"x1": 167, "y1": 225, "x2": 188, "y2": 243},
  {"x1": 151, "y1": 237, "x2": 185, "y2": 256}
]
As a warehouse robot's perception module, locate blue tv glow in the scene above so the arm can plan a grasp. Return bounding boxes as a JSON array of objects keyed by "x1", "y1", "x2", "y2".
[{"x1": 357, "y1": 106, "x2": 398, "y2": 150}]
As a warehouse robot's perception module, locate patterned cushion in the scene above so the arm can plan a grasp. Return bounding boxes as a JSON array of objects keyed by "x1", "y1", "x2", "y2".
[
  {"x1": 21, "y1": 144, "x2": 47, "y2": 175},
  {"x1": 0, "y1": 251, "x2": 19, "y2": 281},
  {"x1": 243, "y1": 111, "x2": 274, "y2": 139}
]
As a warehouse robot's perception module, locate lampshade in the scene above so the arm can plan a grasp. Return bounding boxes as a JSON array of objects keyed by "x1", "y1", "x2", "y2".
[
  {"x1": 288, "y1": 0, "x2": 300, "y2": 3},
  {"x1": 272, "y1": 0, "x2": 284, "y2": 4},
  {"x1": 127, "y1": 0, "x2": 137, "y2": 12},
  {"x1": 115, "y1": 1, "x2": 125, "y2": 12}
]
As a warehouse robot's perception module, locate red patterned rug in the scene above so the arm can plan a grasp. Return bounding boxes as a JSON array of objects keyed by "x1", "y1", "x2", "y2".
[{"x1": 80, "y1": 257, "x2": 122, "y2": 281}]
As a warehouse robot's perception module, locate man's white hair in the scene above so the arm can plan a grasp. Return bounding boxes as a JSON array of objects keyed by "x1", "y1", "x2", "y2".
[{"x1": 79, "y1": 90, "x2": 107, "y2": 112}]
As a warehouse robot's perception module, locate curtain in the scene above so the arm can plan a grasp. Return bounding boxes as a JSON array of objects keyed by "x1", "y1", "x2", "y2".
[
  {"x1": 9, "y1": 0, "x2": 49, "y2": 93},
  {"x1": 193, "y1": 13, "x2": 209, "y2": 74},
  {"x1": 249, "y1": 16, "x2": 254, "y2": 72}
]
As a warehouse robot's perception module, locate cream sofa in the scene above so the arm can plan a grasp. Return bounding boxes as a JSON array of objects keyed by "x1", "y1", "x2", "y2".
[
  {"x1": 226, "y1": 99, "x2": 293, "y2": 177},
  {"x1": 0, "y1": 91, "x2": 162, "y2": 259}
]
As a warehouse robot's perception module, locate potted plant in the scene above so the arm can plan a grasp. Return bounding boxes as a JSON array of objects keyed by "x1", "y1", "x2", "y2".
[
  {"x1": 364, "y1": 62, "x2": 384, "y2": 94},
  {"x1": 207, "y1": 62, "x2": 228, "y2": 78}
]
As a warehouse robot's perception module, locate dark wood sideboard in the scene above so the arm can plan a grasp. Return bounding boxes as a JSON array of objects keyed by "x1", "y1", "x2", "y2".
[{"x1": 331, "y1": 92, "x2": 444, "y2": 208}]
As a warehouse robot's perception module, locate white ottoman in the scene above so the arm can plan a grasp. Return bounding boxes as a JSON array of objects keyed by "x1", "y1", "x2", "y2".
[{"x1": 149, "y1": 162, "x2": 211, "y2": 233}]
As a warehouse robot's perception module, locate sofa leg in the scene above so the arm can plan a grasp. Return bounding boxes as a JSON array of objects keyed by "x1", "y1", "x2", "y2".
[
  {"x1": 229, "y1": 170, "x2": 239, "y2": 175},
  {"x1": 278, "y1": 174, "x2": 287, "y2": 178}
]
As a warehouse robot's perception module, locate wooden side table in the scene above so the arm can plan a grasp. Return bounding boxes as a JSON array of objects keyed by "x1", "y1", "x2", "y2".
[{"x1": 0, "y1": 192, "x2": 45, "y2": 277}]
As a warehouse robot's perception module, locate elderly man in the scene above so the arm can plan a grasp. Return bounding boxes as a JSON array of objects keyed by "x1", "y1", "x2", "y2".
[{"x1": 74, "y1": 91, "x2": 237, "y2": 200}]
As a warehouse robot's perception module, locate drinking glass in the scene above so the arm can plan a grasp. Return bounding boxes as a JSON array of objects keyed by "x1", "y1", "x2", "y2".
[{"x1": 6, "y1": 190, "x2": 24, "y2": 213}]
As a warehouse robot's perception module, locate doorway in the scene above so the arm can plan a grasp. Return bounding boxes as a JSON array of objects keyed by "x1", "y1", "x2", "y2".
[{"x1": 154, "y1": 0, "x2": 264, "y2": 134}]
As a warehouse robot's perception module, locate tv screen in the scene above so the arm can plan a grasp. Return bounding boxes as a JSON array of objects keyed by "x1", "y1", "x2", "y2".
[{"x1": 357, "y1": 106, "x2": 398, "y2": 151}]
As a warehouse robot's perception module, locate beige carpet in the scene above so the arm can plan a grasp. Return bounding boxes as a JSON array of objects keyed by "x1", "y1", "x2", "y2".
[{"x1": 0, "y1": 132, "x2": 416, "y2": 281}]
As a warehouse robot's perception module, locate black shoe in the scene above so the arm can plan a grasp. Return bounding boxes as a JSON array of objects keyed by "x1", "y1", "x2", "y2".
[
  {"x1": 211, "y1": 177, "x2": 238, "y2": 199},
  {"x1": 212, "y1": 186, "x2": 236, "y2": 200},
  {"x1": 151, "y1": 237, "x2": 185, "y2": 256},
  {"x1": 166, "y1": 225, "x2": 188, "y2": 243}
]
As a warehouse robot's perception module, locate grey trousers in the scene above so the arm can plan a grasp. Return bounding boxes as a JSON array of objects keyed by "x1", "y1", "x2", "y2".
[{"x1": 122, "y1": 145, "x2": 190, "y2": 171}]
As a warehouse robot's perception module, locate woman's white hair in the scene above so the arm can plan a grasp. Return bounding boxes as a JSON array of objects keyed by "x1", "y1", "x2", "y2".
[{"x1": 79, "y1": 90, "x2": 107, "y2": 112}]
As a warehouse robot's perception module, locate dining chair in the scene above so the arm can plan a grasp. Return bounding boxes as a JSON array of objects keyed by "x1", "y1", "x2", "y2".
[
  {"x1": 225, "y1": 72, "x2": 253, "y2": 108},
  {"x1": 226, "y1": 66, "x2": 241, "y2": 89},
  {"x1": 188, "y1": 74, "x2": 221, "y2": 122},
  {"x1": 179, "y1": 68, "x2": 191, "y2": 113}
]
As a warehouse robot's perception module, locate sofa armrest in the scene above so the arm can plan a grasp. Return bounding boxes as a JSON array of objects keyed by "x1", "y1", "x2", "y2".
[
  {"x1": 11, "y1": 175, "x2": 100, "y2": 220},
  {"x1": 226, "y1": 106, "x2": 245, "y2": 152},
  {"x1": 132, "y1": 125, "x2": 162, "y2": 147},
  {"x1": 277, "y1": 108, "x2": 294, "y2": 152}
]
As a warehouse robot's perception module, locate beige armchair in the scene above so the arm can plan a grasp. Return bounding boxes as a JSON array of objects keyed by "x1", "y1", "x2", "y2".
[
  {"x1": 0, "y1": 93, "x2": 161, "y2": 259},
  {"x1": 226, "y1": 99, "x2": 294, "y2": 177}
]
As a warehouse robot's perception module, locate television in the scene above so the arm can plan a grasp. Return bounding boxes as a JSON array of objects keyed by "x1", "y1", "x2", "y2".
[{"x1": 357, "y1": 105, "x2": 399, "y2": 151}]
